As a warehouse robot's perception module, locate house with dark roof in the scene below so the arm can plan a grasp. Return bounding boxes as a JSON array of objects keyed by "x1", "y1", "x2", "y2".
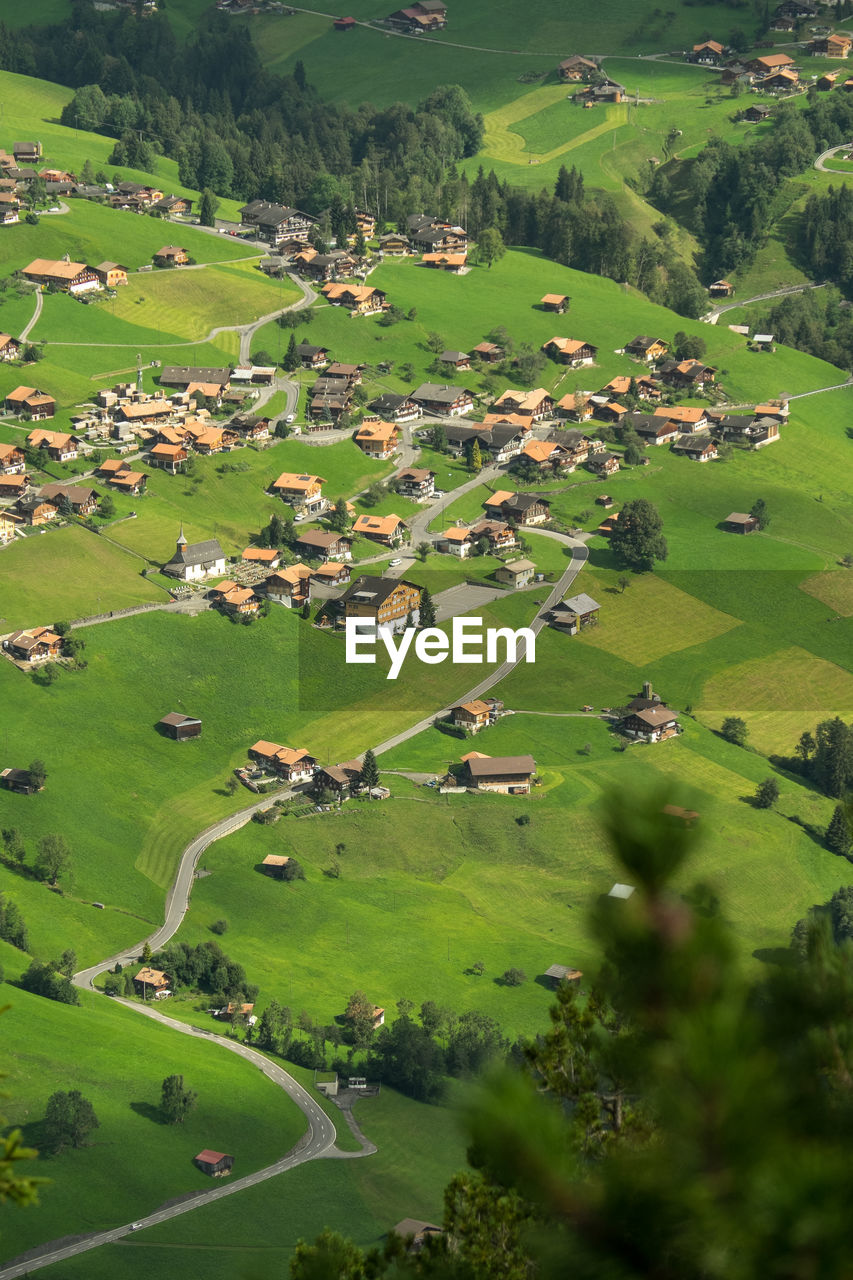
[
  {"x1": 158, "y1": 712, "x2": 202, "y2": 740},
  {"x1": 162, "y1": 528, "x2": 227, "y2": 581},
  {"x1": 549, "y1": 592, "x2": 600, "y2": 633},
  {"x1": 462, "y1": 752, "x2": 536, "y2": 794},
  {"x1": 482, "y1": 490, "x2": 550, "y2": 526},
  {"x1": 336, "y1": 574, "x2": 421, "y2": 630},
  {"x1": 369, "y1": 392, "x2": 421, "y2": 421},
  {"x1": 410, "y1": 383, "x2": 475, "y2": 416}
]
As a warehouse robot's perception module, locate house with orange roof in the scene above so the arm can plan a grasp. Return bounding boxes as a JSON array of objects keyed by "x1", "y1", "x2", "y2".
[
  {"x1": 748, "y1": 52, "x2": 795, "y2": 74},
  {"x1": 194, "y1": 427, "x2": 224, "y2": 455},
  {"x1": 541, "y1": 337, "x2": 598, "y2": 367},
  {"x1": 540, "y1": 293, "x2": 570, "y2": 313},
  {"x1": 153, "y1": 245, "x2": 189, "y2": 266},
  {"x1": 264, "y1": 564, "x2": 313, "y2": 608},
  {"x1": 21, "y1": 258, "x2": 101, "y2": 294},
  {"x1": 690, "y1": 40, "x2": 725, "y2": 64},
  {"x1": 809, "y1": 32, "x2": 852, "y2": 56},
  {"x1": 269, "y1": 472, "x2": 326, "y2": 515},
  {"x1": 0, "y1": 441, "x2": 26, "y2": 474},
  {"x1": 242, "y1": 547, "x2": 282, "y2": 569},
  {"x1": 149, "y1": 442, "x2": 188, "y2": 473},
  {"x1": 438, "y1": 526, "x2": 475, "y2": 557},
  {"x1": 492, "y1": 388, "x2": 554, "y2": 421},
  {"x1": 310, "y1": 561, "x2": 350, "y2": 587},
  {"x1": 422, "y1": 251, "x2": 467, "y2": 272},
  {"x1": 3, "y1": 626, "x2": 63, "y2": 663},
  {"x1": 248, "y1": 740, "x2": 317, "y2": 782},
  {"x1": 109, "y1": 469, "x2": 147, "y2": 494},
  {"x1": 119, "y1": 399, "x2": 175, "y2": 426},
  {"x1": 321, "y1": 281, "x2": 387, "y2": 314},
  {"x1": 556, "y1": 392, "x2": 593, "y2": 422},
  {"x1": 352, "y1": 513, "x2": 407, "y2": 545},
  {"x1": 653, "y1": 405, "x2": 709, "y2": 432},
  {"x1": 451, "y1": 699, "x2": 496, "y2": 733},
  {"x1": 11, "y1": 389, "x2": 56, "y2": 421},
  {"x1": 26, "y1": 427, "x2": 76, "y2": 459},
  {"x1": 519, "y1": 439, "x2": 572, "y2": 472},
  {"x1": 0, "y1": 333, "x2": 21, "y2": 361},
  {"x1": 355, "y1": 419, "x2": 399, "y2": 458},
  {"x1": 210, "y1": 581, "x2": 261, "y2": 615},
  {"x1": 0, "y1": 475, "x2": 29, "y2": 500}
]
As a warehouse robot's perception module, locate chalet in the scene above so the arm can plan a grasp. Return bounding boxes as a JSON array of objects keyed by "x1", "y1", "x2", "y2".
[
  {"x1": 38, "y1": 483, "x2": 98, "y2": 515},
  {"x1": 239, "y1": 201, "x2": 315, "y2": 244},
  {"x1": 410, "y1": 383, "x2": 475, "y2": 416},
  {"x1": 439, "y1": 349, "x2": 471, "y2": 371},
  {"x1": 229, "y1": 414, "x2": 270, "y2": 440},
  {"x1": 160, "y1": 366, "x2": 231, "y2": 394},
  {"x1": 587, "y1": 451, "x2": 620, "y2": 477},
  {"x1": 770, "y1": 13, "x2": 797, "y2": 30},
  {"x1": 296, "y1": 343, "x2": 330, "y2": 368},
  {"x1": 748, "y1": 53, "x2": 795, "y2": 74},
  {"x1": 0, "y1": 767, "x2": 42, "y2": 794},
  {"x1": 625, "y1": 335, "x2": 668, "y2": 362},
  {"x1": 463, "y1": 752, "x2": 536, "y2": 795},
  {"x1": 0, "y1": 333, "x2": 21, "y2": 361},
  {"x1": 421, "y1": 252, "x2": 468, "y2": 272},
  {"x1": 410, "y1": 224, "x2": 467, "y2": 254},
  {"x1": 557, "y1": 428, "x2": 598, "y2": 464},
  {"x1": 310, "y1": 392, "x2": 350, "y2": 421},
  {"x1": 242, "y1": 548, "x2": 281, "y2": 569},
  {"x1": 753, "y1": 401, "x2": 788, "y2": 423},
  {"x1": 655, "y1": 404, "x2": 708, "y2": 432},
  {"x1": 482, "y1": 490, "x2": 550, "y2": 526},
  {"x1": 396, "y1": 467, "x2": 436, "y2": 499},
  {"x1": 809, "y1": 33, "x2": 852, "y2": 57},
  {"x1": 556, "y1": 392, "x2": 593, "y2": 422},
  {"x1": 294, "y1": 529, "x2": 353, "y2": 561},
  {"x1": 494, "y1": 558, "x2": 536, "y2": 588},
  {"x1": 158, "y1": 712, "x2": 202, "y2": 740},
  {"x1": 548, "y1": 592, "x2": 600, "y2": 634},
  {"x1": 542, "y1": 336, "x2": 597, "y2": 367},
  {"x1": 21, "y1": 258, "x2": 101, "y2": 294},
  {"x1": 10, "y1": 389, "x2": 56, "y2": 421},
  {"x1": 300, "y1": 250, "x2": 357, "y2": 281},
  {"x1": 471, "y1": 341, "x2": 504, "y2": 363},
  {"x1": 759, "y1": 68, "x2": 800, "y2": 91},
  {"x1": 153, "y1": 246, "x2": 189, "y2": 267},
  {"x1": 621, "y1": 704, "x2": 680, "y2": 743},
  {"x1": 119, "y1": 399, "x2": 175, "y2": 426},
  {"x1": 13, "y1": 141, "x2": 41, "y2": 163},
  {"x1": 0, "y1": 441, "x2": 26, "y2": 473},
  {"x1": 596, "y1": 401, "x2": 629, "y2": 425},
  {"x1": 540, "y1": 293, "x2": 570, "y2": 313},
  {"x1": 0, "y1": 511, "x2": 18, "y2": 545},
  {"x1": 519, "y1": 439, "x2": 571, "y2": 472},
  {"x1": 542, "y1": 964, "x2": 583, "y2": 987},
  {"x1": 356, "y1": 420, "x2": 400, "y2": 458},
  {"x1": 658, "y1": 359, "x2": 716, "y2": 389},
  {"x1": 817, "y1": 71, "x2": 840, "y2": 90},
  {"x1": 352, "y1": 513, "x2": 406, "y2": 546},
  {"x1": 3, "y1": 626, "x2": 63, "y2": 662},
  {"x1": 194, "y1": 1151, "x2": 234, "y2": 1177},
  {"x1": 709, "y1": 278, "x2": 735, "y2": 296},
  {"x1": 230, "y1": 364, "x2": 276, "y2": 385},
  {"x1": 438, "y1": 526, "x2": 474, "y2": 557},
  {"x1": 558, "y1": 54, "x2": 598, "y2": 80},
  {"x1": 109, "y1": 469, "x2": 147, "y2": 494},
  {"x1": 154, "y1": 194, "x2": 193, "y2": 216},
  {"x1": 337, "y1": 574, "x2": 420, "y2": 629},
  {"x1": 628, "y1": 412, "x2": 679, "y2": 446},
  {"x1": 94, "y1": 262, "x2": 129, "y2": 288},
  {"x1": 773, "y1": 0, "x2": 816, "y2": 16},
  {"x1": 690, "y1": 40, "x2": 725, "y2": 65},
  {"x1": 724, "y1": 511, "x2": 759, "y2": 534},
  {"x1": 671, "y1": 435, "x2": 718, "y2": 461},
  {"x1": 309, "y1": 562, "x2": 350, "y2": 590},
  {"x1": 163, "y1": 528, "x2": 226, "y2": 581},
  {"x1": 149, "y1": 442, "x2": 187, "y2": 473},
  {"x1": 248, "y1": 740, "x2": 317, "y2": 781},
  {"x1": 0, "y1": 475, "x2": 28, "y2": 500},
  {"x1": 369, "y1": 392, "x2": 420, "y2": 421},
  {"x1": 579, "y1": 79, "x2": 625, "y2": 103},
  {"x1": 451, "y1": 699, "x2": 495, "y2": 732},
  {"x1": 354, "y1": 209, "x2": 376, "y2": 237},
  {"x1": 321, "y1": 282, "x2": 387, "y2": 314},
  {"x1": 326, "y1": 362, "x2": 363, "y2": 386},
  {"x1": 378, "y1": 233, "x2": 411, "y2": 255},
  {"x1": 444, "y1": 422, "x2": 526, "y2": 463},
  {"x1": 264, "y1": 565, "x2": 313, "y2": 608},
  {"x1": 388, "y1": 0, "x2": 447, "y2": 33},
  {"x1": 134, "y1": 967, "x2": 171, "y2": 999},
  {"x1": 28, "y1": 429, "x2": 78, "y2": 463},
  {"x1": 270, "y1": 472, "x2": 326, "y2": 515},
  {"x1": 492, "y1": 387, "x2": 554, "y2": 420}
]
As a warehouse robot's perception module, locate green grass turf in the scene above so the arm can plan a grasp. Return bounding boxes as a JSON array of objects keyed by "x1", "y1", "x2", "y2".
[
  {"x1": 0, "y1": 976, "x2": 306, "y2": 1266},
  {"x1": 31, "y1": 1079, "x2": 473, "y2": 1280}
]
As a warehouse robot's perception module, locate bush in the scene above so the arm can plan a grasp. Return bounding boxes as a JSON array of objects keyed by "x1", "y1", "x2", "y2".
[
  {"x1": 501, "y1": 967, "x2": 527, "y2": 987},
  {"x1": 210, "y1": 918, "x2": 228, "y2": 935}
]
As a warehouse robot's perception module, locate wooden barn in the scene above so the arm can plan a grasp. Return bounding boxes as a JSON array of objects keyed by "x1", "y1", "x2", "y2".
[
  {"x1": 194, "y1": 1149, "x2": 234, "y2": 1177},
  {"x1": 158, "y1": 712, "x2": 202, "y2": 740}
]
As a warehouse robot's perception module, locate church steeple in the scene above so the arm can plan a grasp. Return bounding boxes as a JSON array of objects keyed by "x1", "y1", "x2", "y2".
[{"x1": 177, "y1": 523, "x2": 187, "y2": 548}]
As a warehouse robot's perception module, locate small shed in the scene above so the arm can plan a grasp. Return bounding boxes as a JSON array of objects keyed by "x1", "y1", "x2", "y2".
[
  {"x1": 0, "y1": 767, "x2": 40, "y2": 794},
  {"x1": 543, "y1": 963, "x2": 583, "y2": 988},
  {"x1": 158, "y1": 712, "x2": 202, "y2": 740},
  {"x1": 261, "y1": 853, "x2": 291, "y2": 879},
  {"x1": 194, "y1": 1149, "x2": 234, "y2": 1177},
  {"x1": 724, "y1": 512, "x2": 759, "y2": 534}
]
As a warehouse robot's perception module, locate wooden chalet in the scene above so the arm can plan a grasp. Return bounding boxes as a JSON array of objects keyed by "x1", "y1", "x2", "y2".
[
  {"x1": 149, "y1": 442, "x2": 187, "y2": 473},
  {"x1": 0, "y1": 441, "x2": 26, "y2": 473},
  {"x1": 556, "y1": 392, "x2": 593, "y2": 422},
  {"x1": 134, "y1": 967, "x2": 171, "y2": 999},
  {"x1": 264, "y1": 565, "x2": 313, "y2": 608},
  {"x1": 94, "y1": 262, "x2": 129, "y2": 288},
  {"x1": 16, "y1": 494, "x2": 58, "y2": 526},
  {"x1": 194, "y1": 1150, "x2": 234, "y2": 1177},
  {"x1": 21, "y1": 258, "x2": 100, "y2": 294},
  {"x1": 248, "y1": 740, "x2": 317, "y2": 781},
  {"x1": 451, "y1": 699, "x2": 496, "y2": 733},
  {"x1": 337, "y1": 574, "x2": 420, "y2": 627},
  {"x1": 542, "y1": 963, "x2": 583, "y2": 987},
  {"x1": 321, "y1": 281, "x2": 387, "y2": 314},
  {"x1": 495, "y1": 558, "x2": 536, "y2": 587},
  {"x1": 624, "y1": 335, "x2": 668, "y2": 362},
  {"x1": 369, "y1": 392, "x2": 420, "y2": 422},
  {"x1": 0, "y1": 767, "x2": 42, "y2": 794},
  {"x1": 439, "y1": 349, "x2": 471, "y2": 371},
  {"x1": 671, "y1": 435, "x2": 718, "y2": 461},
  {"x1": 3, "y1": 626, "x2": 63, "y2": 663},
  {"x1": 0, "y1": 333, "x2": 21, "y2": 361},
  {"x1": 492, "y1": 387, "x2": 554, "y2": 420},
  {"x1": 540, "y1": 293, "x2": 570, "y2": 313},
  {"x1": 153, "y1": 246, "x2": 189, "y2": 266},
  {"x1": 724, "y1": 511, "x2": 759, "y2": 534},
  {"x1": 549, "y1": 592, "x2": 600, "y2": 634},
  {"x1": 11, "y1": 390, "x2": 57, "y2": 421},
  {"x1": 270, "y1": 472, "x2": 326, "y2": 515},
  {"x1": 410, "y1": 383, "x2": 475, "y2": 416},
  {"x1": 482, "y1": 490, "x2": 550, "y2": 526},
  {"x1": 38, "y1": 482, "x2": 98, "y2": 515},
  {"x1": 558, "y1": 55, "x2": 598, "y2": 81},
  {"x1": 587, "y1": 451, "x2": 620, "y2": 477},
  {"x1": 462, "y1": 752, "x2": 536, "y2": 795},
  {"x1": 621, "y1": 704, "x2": 680, "y2": 743},
  {"x1": 689, "y1": 40, "x2": 726, "y2": 65},
  {"x1": 395, "y1": 467, "x2": 436, "y2": 498},
  {"x1": 294, "y1": 529, "x2": 353, "y2": 562},
  {"x1": 542, "y1": 337, "x2": 597, "y2": 367},
  {"x1": 470, "y1": 341, "x2": 504, "y2": 363},
  {"x1": 355, "y1": 420, "x2": 399, "y2": 458},
  {"x1": 708, "y1": 279, "x2": 735, "y2": 297},
  {"x1": 296, "y1": 343, "x2": 330, "y2": 369},
  {"x1": 158, "y1": 712, "x2": 202, "y2": 740},
  {"x1": 352, "y1": 513, "x2": 406, "y2": 545}
]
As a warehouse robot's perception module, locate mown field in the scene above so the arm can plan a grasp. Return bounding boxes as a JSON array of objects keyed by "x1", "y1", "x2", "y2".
[{"x1": 0, "y1": 963, "x2": 306, "y2": 1266}]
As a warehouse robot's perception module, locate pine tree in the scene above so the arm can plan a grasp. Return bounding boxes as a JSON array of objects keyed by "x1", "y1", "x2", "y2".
[
  {"x1": 826, "y1": 804, "x2": 852, "y2": 855},
  {"x1": 419, "y1": 587, "x2": 436, "y2": 629},
  {"x1": 471, "y1": 440, "x2": 483, "y2": 473},
  {"x1": 283, "y1": 332, "x2": 299, "y2": 372},
  {"x1": 360, "y1": 749, "x2": 380, "y2": 795},
  {"x1": 160, "y1": 1074, "x2": 198, "y2": 1124},
  {"x1": 199, "y1": 188, "x2": 219, "y2": 227}
]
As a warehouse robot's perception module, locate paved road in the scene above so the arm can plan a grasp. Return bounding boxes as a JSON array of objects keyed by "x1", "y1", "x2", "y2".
[
  {"x1": 814, "y1": 143, "x2": 852, "y2": 173},
  {"x1": 702, "y1": 282, "x2": 826, "y2": 324},
  {"x1": 18, "y1": 289, "x2": 42, "y2": 342}
]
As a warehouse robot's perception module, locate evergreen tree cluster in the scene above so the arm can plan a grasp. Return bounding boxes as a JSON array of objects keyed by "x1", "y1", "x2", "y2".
[
  {"x1": 792, "y1": 716, "x2": 853, "y2": 798},
  {"x1": 0, "y1": 891, "x2": 28, "y2": 952},
  {"x1": 153, "y1": 940, "x2": 258, "y2": 1003}
]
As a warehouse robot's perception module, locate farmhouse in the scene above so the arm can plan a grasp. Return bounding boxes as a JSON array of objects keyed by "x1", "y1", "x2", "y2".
[
  {"x1": 438, "y1": 526, "x2": 474, "y2": 556},
  {"x1": 211, "y1": 582, "x2": 261, "y2": 615},
  {"x1": 451, "y1": 699, "x2": 496, "y2": 732},
  {"x1": 556, "y1": 392, "x2": 593, "y2": 422},
  {"x1": 0, "y1": 333, "x2": 21, "y2": 361},
  {"x1": 542, "y1": 337, "x2": 597, "y2": 367},
  {"x1": 690, "y1": 40, "x2": 726, "y2": 65},
  {"x1": 313, "y1": 760, "x2": 364, "y2": 796},
  {"x1": 463, "y1": 752, "x2": 536, "y2": 795},
  {"x1": 94, "y1": 262, "x2": 129, "y2": 287},
  {"x1": 296, "y1": 343, "x2": 330, "y2": 368},
  {"x1": 724, "y1": 511, "x2": 760, "y2": 534},
  {"x1": 158, "y1": 712, "x2": 202, "y2": 740},
  {"x1": 352, "y1": 513, "x2": 407, "y2": 545},
  {"x1": 264, "y1": 564, "x2": 312, "y2": 608},
  {"x1": 758, "y1": 67, "x2": 800, "y2": 91},
  {"x1": 16, "y1": 494, "x2": 59, "y2": 525},
  {"x1": 3, "y1": 626, "x2": 63, "y2": 662},
  {"x1": 444, "y1": 422, "x2": 525, "y2": 462},
  {"x1": 369, "y1": 392, "x2": 420, "y2": 421},
  {"x1": 621, "y1": 704, "x2": 681, "y2": 743},
  {"x1": 378, "y1": 233, "x2": 412, "y2": 255},
  {"x1": 337, "y1": 575, "x2": 421, "y2": 629},
  {"x1": 549, "y1": 592, "x2": 601, "y2": 634},
  {"x1": 587, "y1": 451, "x2": 620, "y2": 477},
  {"x1": 471, "y1": 341, "x2": 504, "y2": 363},
  {"x1": 628, "y1": 413, "x2": 679, "y2": 446},
  {"x1": 28, "y1": 431, "x2": 80, "y2": 465},
  {"x1": 671, "y1": 435, "x2": 718, "y2": 461},
  {"x1": 310, "y1": 561, "x2": 350, "y2": 587},
  {"x1": 21, "y1": 258, "x2": 101, "y2": 294},
  {"x1": 542, "y1": 963, "x2": 583, "y2": 987},
  {"x1": 154, "y1": 194, "x2": 193, "y2": 215},
  {"x1": 239, "y1": 201, "x2": 315, "y2": 244},
  {"x1": 153, "y1": 246, "x2": 189, "y2": 266},
  {"x1": 0, "y1": 767, "x2": 42, "y2": 794},
  {"x1": 160, "y1": 366, "x2": 231, "y2": 394},
  {"x1": 109, "y1": 469, "x2": 147, "y2": 494},
  {"x1": 149, "y1": 442, "x2": 187, "y2": 473},
  {"x1": 519, "y1": 439, "x2": 571, "y2": 472},
  {"x1": 809, "y1": 33, "x2": 852, "y2": 56},
  {"x1": 483, "y1": 490, "x2": 550, "y2": 525},
  {"x1": 410, "y1": 383, "x2": 475, "y2": 416},
  {"x1": 748, "y1": 53, "x2": 795, "y2": 74},
  {"x1": 294, "y1": 529, "x2": 353, "y2": 562},
  {"x1": 422, "y1": 252, "x2": 467, "y2": 271},
  {"x1": 709, "y1": 278, "x2": 735, "y2": 296},
  {"x1": 0, "y1": 510, "x2": 17, "y2": 542},
  {"x1": 658, "y1": 359, "x2": 716, "y2": 389},
  {"x1": 134, "y1": 967, "x2": 171, "y2": 999},
  {"x1": 270, "y1": 472, "x2": 327, "y2": 515},
  {"x1": 396, "y1": 467, "x2": 436, "y2": 498},
  {"x1": 655, "y1": 404, "x2": 708, "y2": 432},
  {"x1": 261, "y1": 853, "x2": 293, "y2": 877},
  {"x1": 0, "y1": 441, "x2": 26, "y2": 473},
  {"x1": 494, "y1": 558, "x2": 536, "y2": 588},
  {"x1": 38, "y1": 482, "x2": 98, "y2": 514},
  {"x1": 492, "y1": 387, "x2": 554, "y2": 420},
  {"x1": 10, "y1": 390, "x2": 57, "y2": 421},
  {"x1": 321, "y1": 282, "x2": 387, "y2": 314},
  {"x1": 410, "y1": 223, "x2": 468, "y2": 254},
  {"x1": 388, "y1": 1, "x2": 447, "y2": 33},
  {"x1": 0, "y1": 475, "x2": 28, "y2": 500},
  {"x1": 163, "y1": 528, "x2": 226, "y2": 581},
  {"x1": 355, "y1": 420, "x2": 400, "y2": 458},
  {"x1": 625, "y1": 335, "x2": 668, "y2": 362},
  {"x1": 194, "y1": 1151, "x2": 234, "y2": 1177},
  {"x1": 438, "y1": 349, "x2": 471, "y2": 371},
  {"x1": 249, "y1": 740, "x2": 317, "y2": 781},
  {"x1": 558, "y1": 55, "x2": 598, "y2": 80}
]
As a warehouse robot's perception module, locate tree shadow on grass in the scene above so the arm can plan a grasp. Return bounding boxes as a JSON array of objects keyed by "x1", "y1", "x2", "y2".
[
  {"x1": 753, "y1": 947, "x2": 795, "y2": 968},
  {"x1": 130, "y1": 1101, "x2": 167, "y2": 1126}
]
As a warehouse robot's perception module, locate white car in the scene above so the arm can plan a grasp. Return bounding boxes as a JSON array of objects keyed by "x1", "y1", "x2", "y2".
[
  {"x1": 285, "y1": 413, "x2": 295, "y2": 423},
  {"x1": 389, "y1": 557, "x2": 402, "y2": 567}
]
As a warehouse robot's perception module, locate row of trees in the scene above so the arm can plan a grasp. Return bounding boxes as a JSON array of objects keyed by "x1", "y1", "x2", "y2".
[
  {"x1": 2, "y1": 825, "x2": 72, "y2": 886},
  {"x1": 40, "y1": 1074, "x2": 195, "y2": 1156}
]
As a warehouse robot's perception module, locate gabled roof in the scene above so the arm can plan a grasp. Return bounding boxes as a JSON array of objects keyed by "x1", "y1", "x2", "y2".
[
  {"x1": 466, "y1": 754, "x2": 536, "y2": 777},
  {"x1": 353, "y1": 513, "x2": 404, "y2": 536}
]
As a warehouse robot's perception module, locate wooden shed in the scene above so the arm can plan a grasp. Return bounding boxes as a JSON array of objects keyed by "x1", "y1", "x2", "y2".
[
  {"x1": 194, "y1": 1149, "x2": 234, "y2": 1177},
  {"x1": 159, "y1": 712, "x2": 202, "y2": 740}
]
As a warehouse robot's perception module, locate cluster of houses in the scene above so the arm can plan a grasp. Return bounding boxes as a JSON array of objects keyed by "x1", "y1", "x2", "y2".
[
  {"x1": 16, "y1": 249, "x2": 190, "y2": 296},
  {"x1": 687, "y1": 9, "x2": 853, "y2": 96}
]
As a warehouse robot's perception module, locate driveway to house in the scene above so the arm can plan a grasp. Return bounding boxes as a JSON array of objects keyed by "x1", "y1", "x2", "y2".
[{"x1": 18, "y1": 289, "x2": 42, "y2": 342}]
